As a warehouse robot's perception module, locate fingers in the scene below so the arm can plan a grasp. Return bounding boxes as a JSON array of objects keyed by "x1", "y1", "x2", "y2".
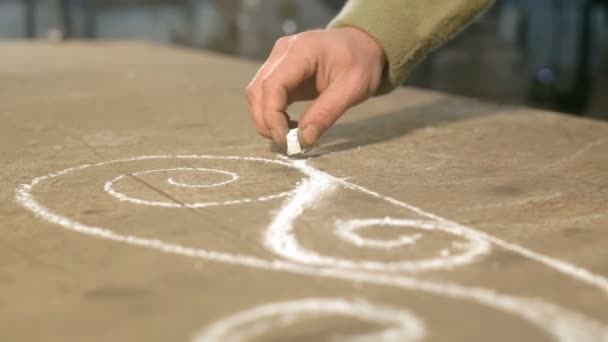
[
  {"x1": 260, "y1": 45, "x2": 316, "y2": 144},
  {"x1": 246, "y1": 28, "x2": 384, "y2": 147},
  {"x1": 298, "y1": 77, "x2": 364, "y2": 147},
  {"x1": 245, "y1": 37, "x2": 291, "y2": 139}
]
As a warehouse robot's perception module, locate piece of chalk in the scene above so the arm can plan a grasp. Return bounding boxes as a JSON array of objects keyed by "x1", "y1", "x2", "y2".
[{"x1": 286, "y1": 128, "x2": 303, "y2": 156}]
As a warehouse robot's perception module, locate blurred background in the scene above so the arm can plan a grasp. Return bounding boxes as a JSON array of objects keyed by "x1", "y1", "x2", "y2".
[{"x1": 1, "y1": 0, "x2": 606, "y2": 119}]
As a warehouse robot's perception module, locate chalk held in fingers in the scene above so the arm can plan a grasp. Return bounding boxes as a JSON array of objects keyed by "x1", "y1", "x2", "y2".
[{"x1": 286, "y1": 128, "x2": 303, "y2": 156}]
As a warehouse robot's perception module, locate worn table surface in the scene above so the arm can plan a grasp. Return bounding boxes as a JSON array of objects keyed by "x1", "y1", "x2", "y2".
[{"x1": 1, "y1": 41, "x2": 607, "y2": 342}]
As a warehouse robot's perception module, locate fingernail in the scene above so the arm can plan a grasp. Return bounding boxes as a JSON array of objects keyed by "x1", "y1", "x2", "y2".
[
  {"x1": 270, "y1": 129, "x2": 283, "y2": 145},
  {"x1": 300, "y1": 124, "x2": 320, "y2": 147}
]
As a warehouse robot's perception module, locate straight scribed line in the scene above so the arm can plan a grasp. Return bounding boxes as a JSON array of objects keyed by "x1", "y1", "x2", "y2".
[
  {"x1": 135, "y1": 136, "x2": 281, "y2": 254},
  {"x1": 77, "y1": 137, "x2": 188, "y2": 208},
  {"x1": 75, "y1": 136, "x2": 269, "y2": 255}
]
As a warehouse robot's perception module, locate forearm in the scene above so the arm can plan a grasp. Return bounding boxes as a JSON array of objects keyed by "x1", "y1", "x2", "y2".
[{"x1": 328, "y1": 0, "x2": 494, "y2": 94}]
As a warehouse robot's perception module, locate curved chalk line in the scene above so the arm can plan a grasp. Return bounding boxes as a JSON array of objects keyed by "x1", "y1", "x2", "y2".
[
  {"x1": 14, "y1": 155, "x2": 608, "y2": 342},
  {"x1": 103, "y1": 157, "x2": 294, "y2": 208},
  {"x1": 335, "y1": 218, "x2": 424, "y2": 249},
  {"x1": 265, "y1": 211, "x2": 491, "y2": 272},
  {"x1": 192, "y1": 298, "x2": 426, "y2": 342},
  {"x1": 276, "y1": 155, "x2": 608, "y2": 293},
  {"x1": 164, "y1": 167, "x2": 239, "y2": 188},
  {"x1": 333, "y1": 177, "x2": 608, "y2": 294}
]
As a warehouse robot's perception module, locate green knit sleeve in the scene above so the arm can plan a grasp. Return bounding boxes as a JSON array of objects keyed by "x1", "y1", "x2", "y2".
[{"x1": 328, "y1": 0, "x2": 494, "y2": 94}]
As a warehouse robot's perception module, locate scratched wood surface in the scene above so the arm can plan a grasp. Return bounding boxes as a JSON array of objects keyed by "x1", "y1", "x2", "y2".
[{"x1": 1, "y1": 41, "x2": 607, "y2": 342}]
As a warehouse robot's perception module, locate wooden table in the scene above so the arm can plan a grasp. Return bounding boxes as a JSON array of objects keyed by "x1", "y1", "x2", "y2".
[{"x1": 1, "y1": 41, "x2": 607, "y2": 341}]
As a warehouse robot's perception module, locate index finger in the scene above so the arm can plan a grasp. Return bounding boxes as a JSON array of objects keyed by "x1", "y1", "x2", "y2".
[
  {"x1": 261, "y1": 40, "x2": 316, "y2": 144},
  {"x1": 245, "y1": 37, "x2": 291, "y2": 139}
]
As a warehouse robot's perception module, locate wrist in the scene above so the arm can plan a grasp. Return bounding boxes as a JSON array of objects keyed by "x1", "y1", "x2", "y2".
[{"x1": 336, "y1": 26, "x2": 386, "y2": 68}]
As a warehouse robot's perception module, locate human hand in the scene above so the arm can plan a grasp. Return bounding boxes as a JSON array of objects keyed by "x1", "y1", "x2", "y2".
[{"x1": 245, "y1": 27, "x2": 385, "y2": 147}]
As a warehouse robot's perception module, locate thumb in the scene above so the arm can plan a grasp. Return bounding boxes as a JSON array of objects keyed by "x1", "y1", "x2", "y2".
[{"x1": 298, "y1": 79, "x2": 362, "y2": 146}]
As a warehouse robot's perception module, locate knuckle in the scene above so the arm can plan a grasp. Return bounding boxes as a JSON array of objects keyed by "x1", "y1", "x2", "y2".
[
  {"x1": 285, "y1": 33, "x2": 310, "y2": 51},
  {"x1": 352, "y1": 73, "x2": 374, "y2": 97},
  {"x1": 245, "y1": 83, "x2": 258, "y2": 99},
  {"x1": 341, "y1": 52, "x2": 358, "y2": 68},
  {"x1": 297, "y1": 30, "x2": 317, "y2": 42},
  {"x1": 289, "y1": 33, "x2": 302, "y2": 45},
  {"x1": 274, "y1": 36, "x2": 291, "y2": 49}
]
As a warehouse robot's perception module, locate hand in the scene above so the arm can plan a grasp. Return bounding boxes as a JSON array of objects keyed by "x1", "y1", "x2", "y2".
[{"x1": 245, "y1": 27, "x2": 385, "y2": 146}]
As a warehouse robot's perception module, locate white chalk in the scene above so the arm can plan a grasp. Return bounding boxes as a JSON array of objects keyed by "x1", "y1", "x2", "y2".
[{"x1": 286, "y1": 128, "x2": 303, "y2": 156}]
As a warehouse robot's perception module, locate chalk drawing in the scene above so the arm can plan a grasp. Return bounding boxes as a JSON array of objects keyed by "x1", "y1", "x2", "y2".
[
  {"x1": 103, "y1": 158, "x2": 295, "y2": 208},
  {"x1": 14, "y1": 154, "x2": 608, "y2": 341},
  {"x1": 192, "y1": 298, "x2": 426, "y2": 342},
  {"x1": 165, "y1": 167, "x2": 239, "y2": 189},
  {"x1": 265, "y1": 212, "x2": 491, "y2": 272},
  {"x1": 331, "y1": 176, "x2": 608, "y2": 293},
  {"x1": 335, "y1": 218, "x2": 424, "y2": 249}
]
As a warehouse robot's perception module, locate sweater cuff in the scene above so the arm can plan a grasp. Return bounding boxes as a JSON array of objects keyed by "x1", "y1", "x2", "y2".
[{"x1": 328, "y1": 0, "x2": 493, "y2": 95}]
